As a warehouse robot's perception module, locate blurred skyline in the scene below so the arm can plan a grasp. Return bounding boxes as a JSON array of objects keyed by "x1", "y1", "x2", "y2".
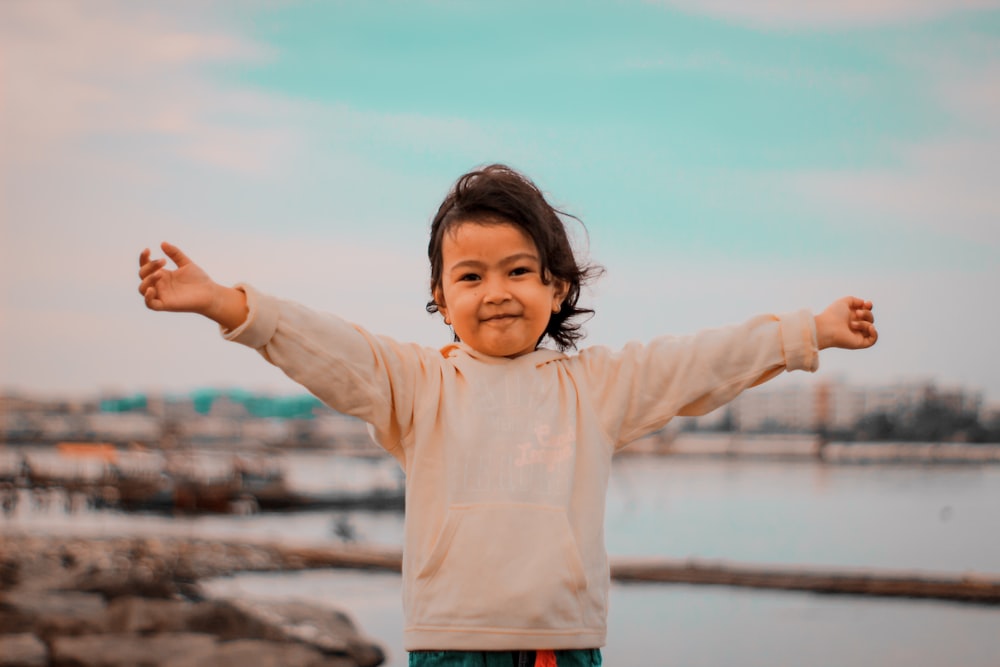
[{"x1": 2, "y1": 1, "x2": 999, "y2": 401}]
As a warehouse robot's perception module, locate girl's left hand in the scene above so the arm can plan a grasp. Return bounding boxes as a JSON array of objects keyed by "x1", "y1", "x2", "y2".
[{"x1": 815, "y1": 297, "x2": 878, "y2": 350}]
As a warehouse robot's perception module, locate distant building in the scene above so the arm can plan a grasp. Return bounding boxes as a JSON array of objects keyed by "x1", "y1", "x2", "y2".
[{"x1": 680, "y1": 378, "x2": 986, "y2": 435}]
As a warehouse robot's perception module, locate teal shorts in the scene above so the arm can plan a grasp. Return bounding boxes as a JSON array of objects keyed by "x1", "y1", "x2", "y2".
[{"x1": 409, "y1": 649, "x2": 602, "y2": 667}]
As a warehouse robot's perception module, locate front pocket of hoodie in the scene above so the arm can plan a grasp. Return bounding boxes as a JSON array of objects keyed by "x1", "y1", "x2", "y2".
[{"x1": 412, "y1": 503, "x2": 588, "y2": 629}]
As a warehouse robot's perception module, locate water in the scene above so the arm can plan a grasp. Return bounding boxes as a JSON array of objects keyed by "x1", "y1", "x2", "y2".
[
  {"x1": 5, "y1": 453, "x2": 1000, "y2": 666},
  {"x1": 604, "y1": 457, "x2": 1000, "y2": 572},
  {"x1": 204, "y1": 569, "x2": 1000, "y2": 667}
]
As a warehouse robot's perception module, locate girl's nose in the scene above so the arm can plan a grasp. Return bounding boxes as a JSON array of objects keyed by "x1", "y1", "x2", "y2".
[{"x1": 482, "y1": 278, "x2": 512, "y2": 304}]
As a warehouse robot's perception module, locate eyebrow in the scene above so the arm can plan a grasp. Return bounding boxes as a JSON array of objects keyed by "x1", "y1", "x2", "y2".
[{"x1": 448, "y1": 252, "x2": 540, "y2": 273}]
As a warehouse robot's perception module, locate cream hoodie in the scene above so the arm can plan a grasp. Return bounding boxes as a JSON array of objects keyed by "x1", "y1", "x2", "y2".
[{"x1": 224, "y1": 285, "x2": 819, "y2": 651}]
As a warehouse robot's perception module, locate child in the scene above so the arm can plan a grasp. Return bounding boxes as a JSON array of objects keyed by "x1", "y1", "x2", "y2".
[{"x1": 138, "y1": 164, "x2": 877, "y2": 667}]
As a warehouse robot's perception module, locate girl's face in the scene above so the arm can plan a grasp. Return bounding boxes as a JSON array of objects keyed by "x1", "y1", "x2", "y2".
[{"x1": 435, "y1": 221, "x2": 567, "y2": 358}]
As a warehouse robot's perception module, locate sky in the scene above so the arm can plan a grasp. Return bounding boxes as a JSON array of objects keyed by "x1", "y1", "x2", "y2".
[{"x1": 2, "y1": 0, "x2": 999, "y2": 404}]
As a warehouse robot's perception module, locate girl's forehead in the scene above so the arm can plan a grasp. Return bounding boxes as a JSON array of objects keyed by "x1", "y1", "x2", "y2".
[{"x1": 442, "y1": 221, "x2": 539, "y2": 262}]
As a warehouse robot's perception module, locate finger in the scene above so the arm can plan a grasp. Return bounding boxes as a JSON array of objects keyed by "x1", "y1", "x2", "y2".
[
  {"x1": 138, "y1": 270, "x2": 163, "y2": 297},
  {"x1": 859, "y1": 325, "x2": 877, "y2": 348},
  {"x1": 139, "y1": 248, "x2": 150, "y2": 268},
  {"x1": 845, "y1": 296, "x2": 865, "y2": 309},
  {"x1": 850, "y1": 321, "x2": 871, "y2": 336},
  {"x1": 143, "y1": 286, "x2": 161, "y2": 311},
  {"x1": 161, "y1": 241, "x2": 191, "y2": 268},
  {"x1": 138, "y1": 258, "x2": 165, "y2": 280},
  {"x1": 850, "y1": 321, "x2": 877, "y2": 343},
  {"x1": 855, "y1": 308, "x2": 874, "y2": 323}
]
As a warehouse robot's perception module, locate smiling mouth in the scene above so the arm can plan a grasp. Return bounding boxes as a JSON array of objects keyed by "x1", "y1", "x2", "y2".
[{"x1": 483, "y1": 314, "x2": 519, "y2": 322}]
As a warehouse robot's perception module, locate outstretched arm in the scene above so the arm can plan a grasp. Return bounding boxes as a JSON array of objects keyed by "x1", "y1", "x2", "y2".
[
  {"x1": 814, "y1": 296, "x2": 877, "y2": 350},
  {"x1": 137, "y1": 242, "x2": 248, "y2": 330},
  {"x1": 586, "y1": 298, "x2": 876, "y2": 450}
]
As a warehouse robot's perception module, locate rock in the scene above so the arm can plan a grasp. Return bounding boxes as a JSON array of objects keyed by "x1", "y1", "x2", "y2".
[
  {"x1": 184, "y1": 599, "x2": 282, "y2": 640},
  {"x1": 0, "y1": 536, "x2": 75, "y2": 591},
  {"x1": 230, "y1": 599, "x2": 385, "y2": 667},
  {"x1": 0, "y1": 556, "x2": 20, "y2": 591},
  {"x1": 50, "y1": 632, "x2": 217, "y2": 667},
  {"x1": 0, "y1": 533, "x2": 388, "y2": 666},
  {"x1": 1, "y1": 590, "x2": 107, "y2": 619},
  {"x1": 74, "y1": 572, "x2": 182, "y2": 600},
  {"x1": 0, "y1": 633, "x2": 47, "y2": 667},
  {"x1": 101, "y1": 598, "x2": 385, "y2": 666},
  {"x1": 0, "y1": 590, "x2": 107, "y2": 640},
  {"x1": 161, "y1": 638, "x2": 354, "y2": 667},
  {"x1": 0, "y1": 604, "x2": 35, "y2": 634},
  {"x1": 103, "y1": 597, "x2": 194, "y2": 634}
]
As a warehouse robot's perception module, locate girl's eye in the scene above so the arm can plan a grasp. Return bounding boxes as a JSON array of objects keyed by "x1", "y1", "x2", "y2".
[
  {"x1": 459, "y1": 273, "x2": 480, "y2": 282},
  {"x1": 510, "y1": 267, "x2": 531, "y2": 276}
]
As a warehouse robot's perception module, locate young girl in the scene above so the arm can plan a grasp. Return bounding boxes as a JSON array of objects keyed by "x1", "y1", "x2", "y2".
[{"x1": 138, "y1": 164, "x2": 877, "y2": 667}]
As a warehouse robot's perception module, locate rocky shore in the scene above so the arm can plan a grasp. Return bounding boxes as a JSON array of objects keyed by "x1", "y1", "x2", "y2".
[
  {"x1": 6, "y1": 527, "x2": 996, "y2": 666},
  {"x1": 0, "y1": 533, "x2": 386, "y2": 667}
]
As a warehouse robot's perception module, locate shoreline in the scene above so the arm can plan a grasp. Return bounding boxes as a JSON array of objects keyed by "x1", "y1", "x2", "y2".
[
  {"x1": 4, "y1": 528, "x2": 997, "y2": 666},
  {"x1": 5, "y1": 531, "x2": 997, "y2": 607},
  {"x1": 623, "y1": 433, "x2": 1000, "y2": 462}
]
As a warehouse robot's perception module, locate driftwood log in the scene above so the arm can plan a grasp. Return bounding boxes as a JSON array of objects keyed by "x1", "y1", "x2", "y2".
[
  {"x1": 4, "y1": 533, "x2": 998, "y2": 606},
  {"x1": 280, "y1": 545, "x2": 1000, "y2": 606},
  {"x1": 608, "y1": 557, "x2": 1000, "y2": 605}
]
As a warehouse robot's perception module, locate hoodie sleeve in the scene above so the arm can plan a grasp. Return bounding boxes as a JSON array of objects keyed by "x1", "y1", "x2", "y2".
[
  {"x1": 577, "y1": 309, "x2": 819, "y2": 450},
  {"x1": 220, "y1": 284, "x2": 434, "y2": 465}
]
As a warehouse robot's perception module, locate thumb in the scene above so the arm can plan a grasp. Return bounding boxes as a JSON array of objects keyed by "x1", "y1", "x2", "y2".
[{"x1": 160, "y1": 241, "x2": 192, "y2": 268}]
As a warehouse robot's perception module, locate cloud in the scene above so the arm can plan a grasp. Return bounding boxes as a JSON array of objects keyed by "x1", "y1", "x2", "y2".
[
  {"x1": 623, "y1": 51, "x2": 872, "y2": 93},
  {"x1": 0, "y1": 2, "x2": 308, "y2": 183},
  {"x1": 0, "y1": 1, "x2": 288, "y2": 174},
  {"x1": 0, "y1": 1, "x2": 517, "y2": 187},
  {"x1": 0, "y1": 0, "x2": 506, "y2": 184},
  {"x1": 786, "y1": 59, "x2": 1000, "y2": 249},
  {"x1": 653, "y1": 0, "x2": 1000, "y2": 29}
]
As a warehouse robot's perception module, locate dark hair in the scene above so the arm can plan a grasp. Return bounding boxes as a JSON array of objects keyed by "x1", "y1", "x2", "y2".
[{"x1": 425, "y1": 164, "x2": 603, "y2": 351}]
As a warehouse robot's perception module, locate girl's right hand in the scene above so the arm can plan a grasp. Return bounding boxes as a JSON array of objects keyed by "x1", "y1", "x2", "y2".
[{"x1": 138, "y1": 242, "x2": 247, "y2": 328}]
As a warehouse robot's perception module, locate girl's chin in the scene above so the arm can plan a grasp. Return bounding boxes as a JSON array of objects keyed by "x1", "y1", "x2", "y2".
[{"x1": 473, "y1": 340, "x2": 534, "y2": 358}]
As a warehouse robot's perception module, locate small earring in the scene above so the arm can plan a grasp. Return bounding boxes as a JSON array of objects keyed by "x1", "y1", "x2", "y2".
[{"x1": 553, "y1": 302, "x2": 562, "y2": 313}]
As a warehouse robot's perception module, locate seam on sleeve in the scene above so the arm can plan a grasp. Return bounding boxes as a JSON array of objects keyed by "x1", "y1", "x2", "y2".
[
  {"x1": 568, "y1": 354, "x2": 620, "y2": 456},
  {"x1": 779, "y1": 309, "x2": 819, "y2": 373}
]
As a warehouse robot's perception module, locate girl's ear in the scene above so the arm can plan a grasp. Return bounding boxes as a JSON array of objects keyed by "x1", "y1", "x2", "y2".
[
  {"x1": 434, "y1": 287, "x2": 450, "y2": 324},
  {"x1": 552, "y1": 280, "x2": 569, "y2": 313}
]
